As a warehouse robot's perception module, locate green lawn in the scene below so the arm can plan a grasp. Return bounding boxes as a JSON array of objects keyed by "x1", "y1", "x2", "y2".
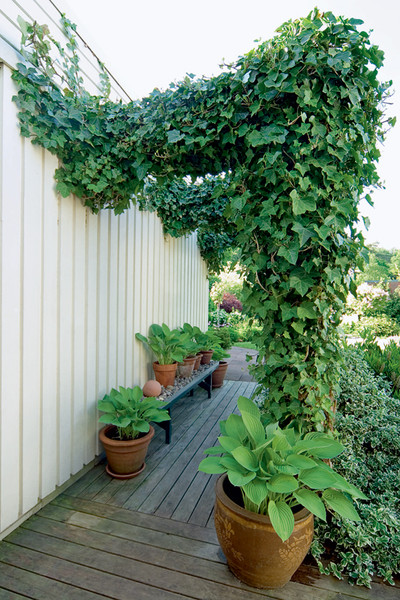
[{"x1": 234, "y1": 342, "x2": 257, "y2": 350}]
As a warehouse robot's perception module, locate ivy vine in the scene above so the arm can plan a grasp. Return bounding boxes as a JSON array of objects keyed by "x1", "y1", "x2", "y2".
[{"x1": 12, "y1": 10, "x2": 394, "y2": 429}]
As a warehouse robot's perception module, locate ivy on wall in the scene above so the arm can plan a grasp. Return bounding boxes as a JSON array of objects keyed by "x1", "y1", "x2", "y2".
[{"x1": 12, "y1": 10, "x2": 393, "y2": 429}]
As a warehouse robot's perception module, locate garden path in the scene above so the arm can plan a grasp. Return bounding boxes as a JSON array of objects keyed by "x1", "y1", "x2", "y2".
[
  {"x1": 226, "y1": 345, "x2": 257, "y2": 381},
  {"x1": 0, "y1": 380, "x2": 398, "y2": 599}
]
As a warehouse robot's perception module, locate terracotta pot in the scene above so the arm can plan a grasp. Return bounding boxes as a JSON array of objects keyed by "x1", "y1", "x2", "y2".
[
  {"x1": 153, "y1": 361, "x2": 177, "y2": 387},
  {"x1": 177, "y1": 355, "x2": 196, "y2": 378},
  {"x1": 212, "y1": 361, "x2": 229, "y2": 388},
  {"x1": 214, "y1": 475, "x2": 314, "y2": 589},
  {"x1": 99, "y1": 425, "x2": 155, "y2": 479},
  {"x1": 200, "y1": 350, "x2": 213, "y2": 364},
  {"x1": 194, "y1": 353, "x2": 202, "y2": 370}
]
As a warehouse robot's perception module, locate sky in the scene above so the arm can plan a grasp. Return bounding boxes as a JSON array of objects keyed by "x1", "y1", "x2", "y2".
[{"x1": 59, "y1": 0, "x2": 399, "y2": 250}]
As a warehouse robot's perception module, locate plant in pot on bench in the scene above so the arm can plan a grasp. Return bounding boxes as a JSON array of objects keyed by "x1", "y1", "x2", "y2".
[
  {"x1": 211, "y1": 345, "x2": 230, "y2": 388},
  {"x1": 199, "y1": 395, "x2": 366, "y2": 589},
  {"x1": 136, "y1": 323, "x2": 189, "y2": 387},
  {"x1": 98, "y1": 385, "x2": 171, "y2": 479},
  {"x1": 180, "y1": 323, "x2": 206, "y2": 371}
]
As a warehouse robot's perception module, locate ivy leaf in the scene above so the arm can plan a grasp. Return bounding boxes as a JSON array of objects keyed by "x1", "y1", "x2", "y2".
[
  {"x1": 289, "y1": 274, "x2": 314, "y2": 296},
  {"x1": 167, "y1": 129, "x2": 184, "y2": 143},
  {"x1": 56, "y1": 181, "x2": 72, "y2": 198},
  {"x1": 291, "y1": 190, "x2": 316, "y2": 215},
  {"x1": 297, "y1": 302, "x2": 317, "y2": 319}
]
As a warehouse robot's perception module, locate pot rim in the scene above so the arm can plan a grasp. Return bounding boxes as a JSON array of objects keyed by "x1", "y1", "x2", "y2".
[
  {"x1": 99, "y1": 424, "x2": 155, "y2": 448},
  {"x1": 153, "y1": 361, "x2": 177, "y2": 368},
  {"x1": 216, "y1": 473, "x2": 311, "y2": 525}
]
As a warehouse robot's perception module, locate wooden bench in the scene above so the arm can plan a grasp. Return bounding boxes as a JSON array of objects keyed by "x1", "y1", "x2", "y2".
[{"x1": 155, "y1": 362, "x2": 220, "y2": 444}]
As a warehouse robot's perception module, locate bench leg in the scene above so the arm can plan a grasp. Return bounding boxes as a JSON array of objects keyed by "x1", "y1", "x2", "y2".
[
  {"x1": 199, "y1": 373, "x2": 212, "y2": 398},
  {"x1": 165, "y1": 408, "x2": 172, "y2": 444}
]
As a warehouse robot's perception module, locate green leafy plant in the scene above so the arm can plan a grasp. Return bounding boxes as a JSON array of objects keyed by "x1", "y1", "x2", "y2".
[
  {"x1": 208, "y1": 326, "x2": 233, "y2": 350},
  {"x1": 179, "y1": 323, "x2": 206, "y2": 355},
  {"x1": 212, "y1": 346, "x2": 230, "y2": 361},
  {"x1": 98, "y1": 386, "x2": 170, "y2": 440},
  {"x1": 311, "y1": 347, "x2": 400, "y2": 586},
  {"x1": 357, "y1": 339, "x2": 400, "y2": 399},
  {"x1": 343, "y1": 315, "x2": 400, "y2": 337},
  {"x1": 199, "y1": 396, "x2": 366, "y2": 542},
  {"x1": 135, "y1": 323, "x2": 189, "y2": 365}
]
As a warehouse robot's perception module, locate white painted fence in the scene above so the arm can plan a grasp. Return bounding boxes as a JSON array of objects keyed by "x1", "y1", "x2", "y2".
[{"x1": 0, "y1": 4, "x2": 208, "y2": 537}]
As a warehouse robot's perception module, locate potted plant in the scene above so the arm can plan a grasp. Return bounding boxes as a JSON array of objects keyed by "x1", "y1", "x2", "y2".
[
  {"x1": 211, "y1": 346, "x2": 230, "y2": 388},
  {"x1": 199, "y1": 396, "x2": 366, "y2": 589},
  {"x1": 136, "y1": 323, "x2": 189, "y2": 387},
  {"x1": 177, "y1": 337, "x2": 199, "y2": 378},
  {"x1": 197, "y1": 329, "x2": 222, "y2": 364},
  {"x1": 98, "y1": 385, "x2": 170, "y2": 479},
  {"x1": 181, "y1": 323, "x2": 205, "y2": 370}
]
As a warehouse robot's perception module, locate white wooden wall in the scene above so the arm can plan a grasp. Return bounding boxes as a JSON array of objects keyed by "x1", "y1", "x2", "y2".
[{"x1": 0, "y1": 60, "x2": 208, "y2": 535}]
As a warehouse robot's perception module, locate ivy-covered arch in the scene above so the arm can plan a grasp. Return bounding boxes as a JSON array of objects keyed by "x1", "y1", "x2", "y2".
[{"x1": 13, "y1": 10, "x2": 393, "y2": 429}]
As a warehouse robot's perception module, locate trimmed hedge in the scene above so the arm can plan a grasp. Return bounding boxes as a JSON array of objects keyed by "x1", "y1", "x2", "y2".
[{"x1": 311, "y1": 348, "x2": 400, "y2": 586}]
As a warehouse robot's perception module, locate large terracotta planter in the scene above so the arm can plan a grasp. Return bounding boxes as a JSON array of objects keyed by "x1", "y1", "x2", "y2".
[
  {"x1": 194, "y1": 353, "x2": 202, "y2": 371},
  {"x1": 99, "y1": 425, "x2": 155, "y2": 479},
  {"x1": 214, "y1": 475, "x2": 314, "y2": 589},
  {"x1": 200, "y1": 350, "x2": 213, "y2": 364},
  {"x1": 153, "y1": 361, "x2": 177, "y2": 387},
  {"x1": 212, "y1": 361, "x2": 229, "y2": 388},
  {"x1": 177, "y1": 355, "x2": 196, "y2": 378}
]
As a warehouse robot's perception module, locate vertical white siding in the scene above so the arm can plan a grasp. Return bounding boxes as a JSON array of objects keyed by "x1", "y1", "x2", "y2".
[{"x1": 0, "y1": 63, "x2": 209, "y2": 535}]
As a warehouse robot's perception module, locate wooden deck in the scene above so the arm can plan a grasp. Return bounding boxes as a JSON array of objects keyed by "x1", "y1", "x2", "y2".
[{"x1": 0, "y1": 380, "x2": 398, "y2": 599}]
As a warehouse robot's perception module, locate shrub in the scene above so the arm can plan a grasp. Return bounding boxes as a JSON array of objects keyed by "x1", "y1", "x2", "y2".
[
  {"x1": 208, "y1": 326, "x2": 233, "y2": 350},
  {"x1": 384, "y1": 289, "x2": 400, "y2": 324},
  {"x1": 220, "y1": 292, "x2": 243, "y2": 313},
  {"x1": 342, "y1": 314, "x2": 400, "y2": 337},
  {"x1": 346, "y1": 283, "x2": 389, "y2": 317},
  {"x1": 358, "y1": 340, "x2": 400, "y2": 400},
  {"x1": 311, "y1": 348, "x2": 400, "y2": 586},
  {"x1": 208, "y1": 308, "x2": 229, "y2": 327}
]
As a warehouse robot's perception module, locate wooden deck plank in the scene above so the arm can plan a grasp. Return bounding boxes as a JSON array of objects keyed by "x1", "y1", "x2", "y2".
[
  {"x1": 0, "y1": 561, "x2": 106, "y2": 599},
  {"x1": 186, "y1": 473, "x2": 217, "y2": 527},
  {"x1": 5, "y1": 527, "x2": 280, "y2": 600},
  {"x1": 52, "y1": 494, "x2": 219, "y2": 544},
  {"x1": 0, "y1": 541, "x2": 187, "y2": 600},
  {"x1": 37, "y1": 503, "x2": 223, "y2": 562}
]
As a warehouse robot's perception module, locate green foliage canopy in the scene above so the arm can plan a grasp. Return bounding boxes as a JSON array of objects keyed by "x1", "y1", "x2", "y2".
[{"x1": 12, "y1": 10, "x2": 393, "y2": 429}]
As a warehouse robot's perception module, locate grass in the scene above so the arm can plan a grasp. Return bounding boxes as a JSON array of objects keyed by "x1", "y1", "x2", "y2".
[{"x1": 234, "y1": 342, "x2": 257, "y2": 350}]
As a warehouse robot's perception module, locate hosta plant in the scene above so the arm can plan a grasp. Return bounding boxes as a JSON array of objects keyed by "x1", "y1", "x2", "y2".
[
  {"x1": 199, "y1": 396, "x2": 367, "y2": 541},
  {"x1": 98, "y1": 385, "x2": 170, "y2": 440},
  {"x1": 136, "y1": 323, "x2": 189, "y2": 365}
]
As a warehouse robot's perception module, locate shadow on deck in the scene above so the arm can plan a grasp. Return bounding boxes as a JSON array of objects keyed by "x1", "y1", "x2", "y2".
[{"x1": 0, "y1": 380, "x2": 398, "y2": 599}]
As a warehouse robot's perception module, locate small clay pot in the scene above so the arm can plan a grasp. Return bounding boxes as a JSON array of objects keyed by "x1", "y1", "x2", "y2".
[
  {"x1": 212, "y1": 361, "x2": 228, "y2": 388},
  {"x1": 153, "y1": 361, "x2": 177, "y2": 387},
  {"x1": 194, "y1": 353, "x2": 202, "y2": 370},
  {"x1": 200, "y1": 350, "x2": 213, "y2": 364},
  {"x1": 177, "y1": 355, "x2": 196, "y2": 378},
  {"x1": 214, "y1": 474, "x2": 314, "y2": 589},
  {"x1": 99, "y1": 425, "x2": 154, "y2": 479}
]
